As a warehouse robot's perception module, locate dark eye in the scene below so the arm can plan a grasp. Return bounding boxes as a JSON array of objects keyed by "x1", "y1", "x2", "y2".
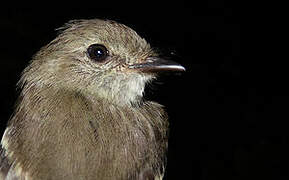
[{"x1": 87, "y1": 44, "x2": 109, "y2": 62}]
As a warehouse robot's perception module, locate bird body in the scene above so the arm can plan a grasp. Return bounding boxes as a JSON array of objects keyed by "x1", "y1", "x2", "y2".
[{"x1": 0, "y1": 19, "x2": 184, "y2": 180}]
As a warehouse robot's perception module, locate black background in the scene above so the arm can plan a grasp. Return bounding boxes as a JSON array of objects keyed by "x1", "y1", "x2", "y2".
[{"x1": 0, "y1": 1, "x2": 287, "y2": 180}]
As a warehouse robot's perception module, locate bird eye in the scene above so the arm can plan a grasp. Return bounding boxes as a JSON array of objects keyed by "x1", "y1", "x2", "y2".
[{"x1": 87, "y1": 44, "x2": 109, "y2": 62}]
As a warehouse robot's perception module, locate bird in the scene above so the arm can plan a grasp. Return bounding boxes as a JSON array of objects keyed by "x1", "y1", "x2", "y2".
[{"x1": 0, "y1": 19, "x2": 185, "y2": 180}]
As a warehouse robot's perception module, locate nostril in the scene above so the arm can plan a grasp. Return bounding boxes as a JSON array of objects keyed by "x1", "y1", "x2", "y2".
[{"x1": 145, "y1": 57, "x2": 155, "y2": 63}]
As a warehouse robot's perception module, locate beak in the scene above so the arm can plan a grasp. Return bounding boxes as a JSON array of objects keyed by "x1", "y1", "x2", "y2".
[{"x1": 128, "y1": 57, "x2": 185, "y2": 72}]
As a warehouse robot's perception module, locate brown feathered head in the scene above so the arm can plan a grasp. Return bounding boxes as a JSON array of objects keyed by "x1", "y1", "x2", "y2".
[{"x1": 20, "y1": 19, "x2": 184, "y2": 106}]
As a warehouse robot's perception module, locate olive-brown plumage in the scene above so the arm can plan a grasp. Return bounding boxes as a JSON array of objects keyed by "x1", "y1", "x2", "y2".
[{"x1": 0, "y1": 19, "x2": 184, "y2": 180}]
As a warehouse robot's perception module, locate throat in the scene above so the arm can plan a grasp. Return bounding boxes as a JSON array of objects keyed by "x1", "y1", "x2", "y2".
[{"x1": 89, "y1": 73, "x2": 153, "y2": 106}]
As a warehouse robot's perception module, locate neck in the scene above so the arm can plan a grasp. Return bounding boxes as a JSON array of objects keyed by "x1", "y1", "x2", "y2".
[{"x1": 3, "y1": 83, "x2": 168, "y2": 179}]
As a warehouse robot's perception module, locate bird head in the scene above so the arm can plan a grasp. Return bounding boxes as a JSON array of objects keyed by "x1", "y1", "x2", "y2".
[{"x1": 21, "y1": 19, "x2": 185, "y2": 106}]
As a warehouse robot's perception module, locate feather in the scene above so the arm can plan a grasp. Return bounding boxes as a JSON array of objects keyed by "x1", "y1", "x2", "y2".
[{"x1": 0, "y1": 19, "x2": 184, "y2": 180}]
